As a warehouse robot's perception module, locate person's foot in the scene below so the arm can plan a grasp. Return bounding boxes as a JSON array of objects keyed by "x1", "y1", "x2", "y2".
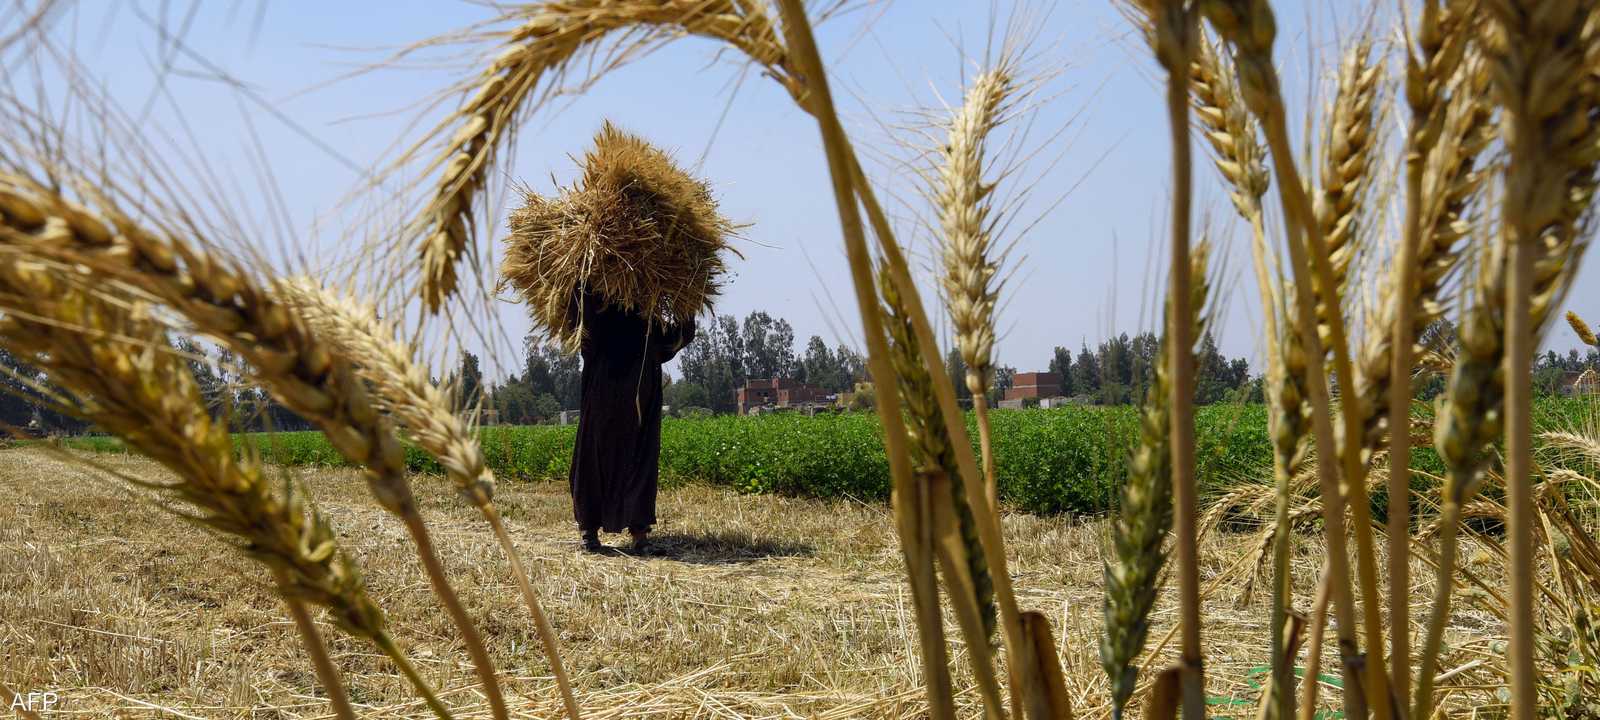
[
  {"x1": 629, "y1": 529, "x2": 652, "y2": 554},
  {"x1": 581, "y1": 531, "x2": 603, "y2": 553}
]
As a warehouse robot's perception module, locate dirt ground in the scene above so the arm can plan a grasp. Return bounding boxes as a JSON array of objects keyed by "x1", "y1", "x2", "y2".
[{"x1": 0, "y1": 448, "x2": 1505, "y2": 718}]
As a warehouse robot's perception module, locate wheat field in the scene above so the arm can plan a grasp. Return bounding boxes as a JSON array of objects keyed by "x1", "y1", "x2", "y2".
[
  {"x1": 0, "y1": 446, "x2": 1508, "y2": 718},
  {"x1": 2, "y1": 0, "x2": 1598, "y2": 717}
]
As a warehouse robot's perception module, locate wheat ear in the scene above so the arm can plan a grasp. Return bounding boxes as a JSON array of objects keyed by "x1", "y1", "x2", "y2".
[
  {"x1": 0, "y1": 173, "x2": 506, "y2": 720},
  {"x1": 880, "y1": 261, "x2": 1003, "y2": 719},
  {"x1": 1101, "y1": 241, "x2": 1209, "y2": 720},
  {"x1": 1417, "y1": 0, "x2": 1600, "y2": 712},
  {"x1": 410, "y1": 0, "x2": 799, "y2": 311},
  {"x1": 0, "y1": 261, "x2": 449, "y2": 720},
  {"x1": 1191, "y1": 31, "x2": 1281, "y2": 346},
  {"x1": 1377, "y1": 1, "x2": 1477, "y2": 702},
  {"x1": 767, "y1": 5, "x2": 1065, "y2": 715},
  {"x1": 1570, "y1": 310, "x2": 1600, "y2": 346},
  {"x1": 278, "y1": 279, "x2": 581, "y2": 719},
  {"x1": 1470, "y1": 4, "x2": 1600, "y2": 718},
  {"x1": 1355, "y1": 55, "x2": 1491, "y2": 467},
  {"x1": 1201, "y1": 0, "x2": 1394, "y2": 714},
  {"x1": 1189, "y1": 34, "x2": 1304, "y2": 716},
  {"x1": 1311, "y1": 37, "x2": 1381, "y2": 352},
  {"x1": 938, "y1": 64, "x2": 1015, "y2": 514}
]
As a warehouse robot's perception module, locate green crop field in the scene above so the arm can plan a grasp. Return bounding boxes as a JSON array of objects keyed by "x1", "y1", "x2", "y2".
[{"x1": 62, "y1": 398, "x2": 1597, "y2": 515}]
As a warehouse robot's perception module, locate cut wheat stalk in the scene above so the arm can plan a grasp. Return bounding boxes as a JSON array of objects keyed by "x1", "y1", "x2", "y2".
[
  {"x1": 1187, "y1": 32, "x2": 1302, "y2": 718},
  {"x1": 0, "y1": 260, "x2": 444, "y2": 720},
  {"x1": 405, "y1": 0, "x2": 799, "y2": 312},
  {"x1": 762, "y1": 5, "x2": 957, "y2": 719},
  {"x1": 0, "y1": 173, "x2": 504, "y2": 720},
  {"x1": 856, "y1": 161, "x2": 1056, "y2": 718},
  {"x1": 278, "y1": 279, "x2": 580, "y2": 720},
  {"x1": 938, "y1": 64, "x2": 1016, "y2": 516},
  {"x1": 770, "y1": 5, "x2": 1070, "y2": 717},
  {"x1": 1477, "y1": 3, "x2": 1600, "y2": 717},
  {"x1": 1201, "y1": 0, "x2": 1391, "y2": 714},
  {"x1": 844, "y1": 98, "x2": 1059, "y2": 720},
  {"x1": 1134, "y1": 1, "x2": 1205, "y2": 717},
  {"x1": 1101, "y1": 239, "x2": 1209, "y2": 720},
  {"x1": 1383, "y1": 0, "x2": 1476, "y2": 705},
  {"x1": 880, "y1": 260, "x2": 1001, "y2": 719}
]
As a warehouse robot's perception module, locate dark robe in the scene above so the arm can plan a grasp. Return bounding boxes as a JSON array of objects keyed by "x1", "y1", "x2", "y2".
[{"x1": 568, "y1": 289, "x2": 695, "y2": 533}]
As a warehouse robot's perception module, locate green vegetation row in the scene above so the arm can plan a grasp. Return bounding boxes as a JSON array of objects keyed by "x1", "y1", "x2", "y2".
[{"x1": 64, "y1": 399, "x2": 1595, "y2": 515}]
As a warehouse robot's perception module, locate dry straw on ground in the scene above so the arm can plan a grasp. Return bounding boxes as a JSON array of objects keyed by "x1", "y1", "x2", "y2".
[{"x1": 501, "y1": 122, "x2": 736, "y2": 353}]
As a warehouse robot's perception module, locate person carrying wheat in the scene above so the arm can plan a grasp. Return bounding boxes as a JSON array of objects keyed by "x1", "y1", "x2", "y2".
[
  {"x1": 564, "y1": 287, "x2": 695, "y2": 551},
  {"x1": 501, "y1": 121, "x2": 735, "y2": 553}
]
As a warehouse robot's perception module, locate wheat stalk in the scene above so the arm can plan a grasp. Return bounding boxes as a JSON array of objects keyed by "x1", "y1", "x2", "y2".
[
  {"x1": 1451, "y1": 3, "x2": 1600, "y2": 718},
  {"x1": 278, "y1": 279, "x2": 581, "y2": 719},
  {"x1": 1355, "y1": 56, "x2": 1491, "y2": 467},
  {"x1": 938, "y1": 64, "x2": 1015, "y2": 514},
  {"x1": 0, "y1": 173, "x2": 507, "y2": 720},
  {"x1": 1130, "y1": 2, "x2": 1205, "y2": 716},
  {"x1": 1188, "y1": 33, "x2": 1307, "y2": 717},
  {"x1": 1374, "y1": 1, "x2": 1478, "y2": 703},
  {"x1": 879, "y1": 261, "x2": 1003, "y2": 719},
  {"x1": 1201, "y1": 0, "x2": 1394, "y2": 714},
  {"x1": 1101, "y1": 242, "x2": 1209, "y2": 720},
  {"x1": 0, "y1": 260, "x2": 452, "y2": 720},
  {"x1": 407, "y1": 0, "x2": 798, "y2": 311},
  {"x1": 751, "y1": 5, "x2": 968, "y2": 718}
]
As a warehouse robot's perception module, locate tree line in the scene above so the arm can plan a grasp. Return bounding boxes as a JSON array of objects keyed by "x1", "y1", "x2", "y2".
[{"x1": 1046, "y1": 329, "x2": 1253, "y2": 405}]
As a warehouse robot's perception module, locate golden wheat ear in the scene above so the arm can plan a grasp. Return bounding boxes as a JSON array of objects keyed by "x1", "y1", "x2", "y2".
[
  {"x1": 1421, "y1": 4, "x2": 1600, "y2": 719},
  {"x1": 1203, "y1": 1, "x2": 1400, "y2": 714},
  {"x1": 0, "y1": 261, "x2": 454, "y2": 720},
  {"x1": 389, "y1": 1, "x2": 800, "y2": 313},
  {"x1": 935, "y1": 61, "x2": 1016, "y2": 516},
  {"x1": 279, "y1": 278, "x2": 581, "y2": 720},
  {"x1": 0, "y1": 175, "x2": 502, "y2": 720}
]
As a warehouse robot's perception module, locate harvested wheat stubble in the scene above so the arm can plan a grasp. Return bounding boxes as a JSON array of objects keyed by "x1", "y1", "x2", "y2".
[
  {"x1": 501, "y1": 122, "x2": 737, "y2": 353},
  {"x1": 0, "y1": 448, "x2": 1512, "y2": 719}
]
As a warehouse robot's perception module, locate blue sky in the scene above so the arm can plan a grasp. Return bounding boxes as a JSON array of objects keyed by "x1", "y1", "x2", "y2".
[{"x1": 14, "y1": 1, "x2": 1598, "y2": 380}]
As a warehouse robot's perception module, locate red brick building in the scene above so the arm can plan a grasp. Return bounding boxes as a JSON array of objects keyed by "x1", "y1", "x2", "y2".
[
  {"x1": 1004, "y1": 372, "x2": 1062, "y2": 401},
  {"x1": 738, "y1": 378, "x2": 826, "y2": 415}
]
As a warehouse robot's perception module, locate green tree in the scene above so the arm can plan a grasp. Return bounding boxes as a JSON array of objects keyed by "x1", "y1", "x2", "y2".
[
  {"x1": 1049, "y1": 346, "x2": 1075, "y2": 397},
  {"x1": 532, "y1": 393, "x2": 561, "y2": 422},
  {"x1": 1073, "y1": 343, "x2": 1100, "y2": 399},
  {"x1": 457, "y1": 351, "x2": 484, "y2": 409},
  {"x1": 945, "y1": 347, "x2": 972, "y2": 401}
]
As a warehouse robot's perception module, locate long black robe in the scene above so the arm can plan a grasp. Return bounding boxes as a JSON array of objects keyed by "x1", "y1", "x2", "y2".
[{"x1": 569, "y1": 289, "x2": 695, "y2": 533}]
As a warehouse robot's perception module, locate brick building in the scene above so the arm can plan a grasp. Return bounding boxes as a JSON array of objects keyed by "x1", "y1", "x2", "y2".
[
  {"x1": 1004, "y1": 372, "x2": 1062, "y2": 401},
  {"x1": 738, "y1": 378, "x2": 826, "y2": 415}
]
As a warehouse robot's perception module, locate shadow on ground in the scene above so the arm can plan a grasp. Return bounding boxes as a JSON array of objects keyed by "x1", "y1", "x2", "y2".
[{"x1": 585, "y1": 529, "x2": 815, "y2": 565}]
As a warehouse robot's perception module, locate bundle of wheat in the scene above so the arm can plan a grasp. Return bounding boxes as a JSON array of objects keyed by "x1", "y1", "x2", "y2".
[{"x1": 501, "y1": 122, "x2": 736, "y2": 352}]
